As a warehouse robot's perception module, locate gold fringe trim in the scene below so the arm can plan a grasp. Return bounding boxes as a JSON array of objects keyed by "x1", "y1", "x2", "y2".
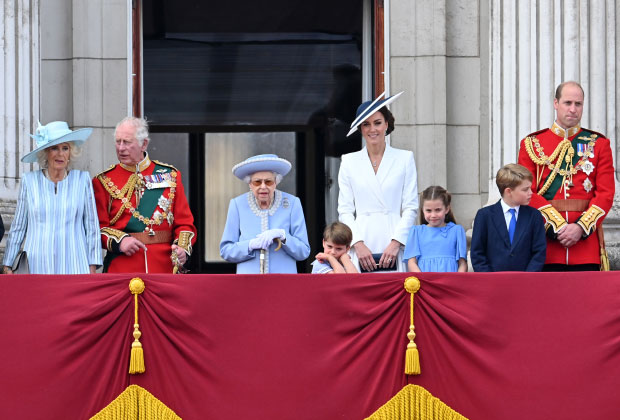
[
  {"x1": 404, "y1": 277, "x2": 421, "y2": 375},
  {"x1": 89, "y1": 385, "x2": 181, "y2": 420},
  {"x1": 365, "y1": 384, "x2": 468, "y2": 420},
  {"x1": 129, "y1": 278, "x2": 146, "y2": 374}
]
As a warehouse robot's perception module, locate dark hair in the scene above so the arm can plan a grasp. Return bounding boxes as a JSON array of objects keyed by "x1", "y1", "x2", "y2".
[
  {"x1": 419, "y1": 186, "x2": 456, "y2": 225},
  {"x1": 357, "y1": 106, "x2": 396, "y2": 135},
  {"x1": 323, "y1": 222, "x2": 353, "y2": 246},
  {"x1": 555, "y1": 81, "x2": 584, "y2": 101}
]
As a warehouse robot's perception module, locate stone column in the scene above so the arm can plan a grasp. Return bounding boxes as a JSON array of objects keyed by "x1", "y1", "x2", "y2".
[
  {"x1": 389, "y1": 0, "x2": 484, "y2": 228},
  {"x1": 389, "y1": 0, "x2": 448, "y2": 207},
  {"x1": 0, "y1": 0, "x2": 40, "y2": 261},
  {"x1": 68, "y1": 0, "x2": 129, "y2": 175},
  {"x1": 0, "y1": 0, "x2": 40, "y2": 199},
  {"x1": 40, "y1": 0, "x2": 129, "y2": 175}
]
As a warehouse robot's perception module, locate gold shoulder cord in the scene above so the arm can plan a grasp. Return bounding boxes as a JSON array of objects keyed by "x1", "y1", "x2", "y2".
[
  {"x1": 97, "y1": 174, "x2": 141, "y2": 225},
  {"x1": 524, "y1": 136, "x2": 574, "y2": 196}
]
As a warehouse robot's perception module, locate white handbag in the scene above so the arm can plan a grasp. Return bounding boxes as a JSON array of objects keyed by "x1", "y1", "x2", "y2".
[{"x1": 11, "y1": 251, "x2": 29, "y2": 274}]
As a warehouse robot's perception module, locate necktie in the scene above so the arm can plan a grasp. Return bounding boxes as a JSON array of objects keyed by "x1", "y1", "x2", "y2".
[{"x1": 508, "y1": 208, "x2": 517, "y2": 244}]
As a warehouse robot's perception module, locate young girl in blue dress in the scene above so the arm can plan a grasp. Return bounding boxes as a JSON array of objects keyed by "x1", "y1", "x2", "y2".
[{"x1": 403, "y1": 186, "x2": 467, "y2": 272}]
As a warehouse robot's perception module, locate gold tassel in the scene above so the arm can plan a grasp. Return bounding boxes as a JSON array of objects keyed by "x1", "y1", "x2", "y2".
[
  {"x1": 404, "y1": 276, "x2": 421, "y2": 375},
  {"x1": 597, "y1": 226, "x2": 610, "y2": 271},
  {"x1": 600, "y1": 248, "x2": 610, "y2": 272},
  {"x1": 128, "y1": 277, "x2": 146, "y2": 374}
]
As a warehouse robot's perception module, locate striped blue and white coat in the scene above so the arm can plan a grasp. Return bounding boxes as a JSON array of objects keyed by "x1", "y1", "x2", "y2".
[{"x1": 3, "y1": 170, "x2": 102, "y2": 274}]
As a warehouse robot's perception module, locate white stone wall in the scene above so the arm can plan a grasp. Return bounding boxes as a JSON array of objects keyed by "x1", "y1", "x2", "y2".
[
  {"x1": 0, "y1": 0, "x2": 40, "y2": 200},
  {"x1": 0, "y1": 0, "x2": 40, "y2": 262},
  {"x1": 40, "y1": 0, "x2": 129, "y2": 176},
  {"x1": 389, "y1": 0, "x2": 483, "y2": 228}
]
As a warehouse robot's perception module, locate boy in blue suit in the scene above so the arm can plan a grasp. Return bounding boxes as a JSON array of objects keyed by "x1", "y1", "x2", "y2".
[{"x1": 471, "y1": 164, "x2": 546, "y2": 271}]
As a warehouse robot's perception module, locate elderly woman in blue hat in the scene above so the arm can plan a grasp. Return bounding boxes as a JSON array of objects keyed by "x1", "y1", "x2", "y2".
[
  {"x1": 220, "y1": 154, "x2": 311, "y2": 273},
  {"x1": 2, "y1": 121, "x2": 102, "y2": 274},
  {"x1": 338, "y1": 92, "x2": 418, "y2": 272}
]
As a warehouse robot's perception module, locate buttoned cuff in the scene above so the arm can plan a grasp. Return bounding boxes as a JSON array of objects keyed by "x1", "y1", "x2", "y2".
[
  {"x1": 576, "y1": 205, "x2": 605, "y2": 236},
  {"x1": 539, "y1": 205, "x2": 567, "y2": 234}
]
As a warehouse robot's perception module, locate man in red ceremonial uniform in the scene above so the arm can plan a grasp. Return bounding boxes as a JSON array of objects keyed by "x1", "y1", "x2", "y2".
[
  {"x1": 93, "y1": 117, "x2": 197, "y2": 273},
  {"x1": 518, "y1": 81, "x2": 615, "y2": 271}
]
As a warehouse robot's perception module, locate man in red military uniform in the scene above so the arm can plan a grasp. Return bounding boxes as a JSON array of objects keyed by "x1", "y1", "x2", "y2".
[
  {"x1": 518, "y1": 81, "x2": 615, "y2": 271},
  {"x1": 93, "y1": 117, "x2": 197, "y2": 273}
]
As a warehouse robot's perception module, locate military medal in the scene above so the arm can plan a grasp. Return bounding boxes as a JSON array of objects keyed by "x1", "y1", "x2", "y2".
[
  {"x1": 577, "y1": 143, "x2": 585, "y2": 157},
  {"x1": 583, "y1": 178, "x2": 593, "y2": 193},
  {"x1": 581, "y1": 160, "x2": 595, "y2": 176},
  {"x1": 145, "y1": 173, "x2": 173, "y2": 189}
]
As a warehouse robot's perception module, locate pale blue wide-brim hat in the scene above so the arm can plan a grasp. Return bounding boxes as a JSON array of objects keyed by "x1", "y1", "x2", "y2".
[
  {"x1": 232, "y1": 154, "x2": 292, "y2": 181},
  {"x1": 346, "y1": 91, "x2": 404, "y2": 137},
  {"x1": 21, "y1": 121, "x2": 93, "y2": 163}
]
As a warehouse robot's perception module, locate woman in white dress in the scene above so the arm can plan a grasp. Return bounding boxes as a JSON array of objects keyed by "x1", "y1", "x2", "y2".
[
  {"x1": 338, "y1": 92, "x2": 418, "y2": 272},
  {"x1": 2, "y1": 121, "x2": 102, "y2": 274}
]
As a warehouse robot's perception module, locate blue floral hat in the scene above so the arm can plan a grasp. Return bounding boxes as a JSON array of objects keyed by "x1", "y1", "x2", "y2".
[
  {"x1": 22, "y1": 121, "x2": 93, "y2": 163},
  {"x1": 232, "y1": 154, "x2": 292, "y2": 180},
  {"x1": 346, "y1": 91, "x2": 404, "y2": 137}
]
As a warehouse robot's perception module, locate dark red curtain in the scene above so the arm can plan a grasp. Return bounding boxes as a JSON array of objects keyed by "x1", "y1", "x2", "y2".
[{"x1": 1, "y1": 272, "x2": 620, "y2": 419}]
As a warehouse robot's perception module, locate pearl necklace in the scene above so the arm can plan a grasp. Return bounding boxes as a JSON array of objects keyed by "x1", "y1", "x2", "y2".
[{"x1": 43, "y1": 169, "x2": 68, "y2": 183}]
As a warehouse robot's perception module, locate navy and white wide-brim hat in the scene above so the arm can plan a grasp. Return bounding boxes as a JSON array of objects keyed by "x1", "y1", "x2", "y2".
[
  {"x1": 22, "y1": 121, "x2": 93, "y2": 163},
  {"x1": 346, "y1": 91, "x2": 404, "y2": 137},
  {"x1": 232, "y1": 154, "x2": 292, "y2": 181}
]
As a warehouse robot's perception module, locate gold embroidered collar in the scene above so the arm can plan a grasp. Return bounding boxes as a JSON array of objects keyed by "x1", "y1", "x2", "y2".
[
  {"x1": 551, "y1": 121, "x2": 580, "y2": 139},
  {"x1": 120, "y1": 153, "x2": 152, "y2": 173}
]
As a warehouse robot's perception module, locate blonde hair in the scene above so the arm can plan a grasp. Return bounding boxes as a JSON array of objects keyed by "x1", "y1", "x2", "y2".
[
  {"x1": 496, "y1": 163, "x2": 533, "y2": 196},
  {"x1": 36, "y1": 142, "x2": 81, "y2": 169}
]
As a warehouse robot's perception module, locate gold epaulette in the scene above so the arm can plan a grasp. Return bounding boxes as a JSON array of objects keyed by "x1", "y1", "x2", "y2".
[
  {"x1": 539, "y1": 204, "x2": 567, "y2": 233},
  {"x1": 101, "y1": 227, "x2": 129, "y2": 251},
  {"x1": 153, "y1": 160, "x2": 178, "y2": 172},
  {"x1": 94, "y1": 164, "x2": 117, "y2": 179},
  {"x1": 174, "y1": 231, "x2": 195, "y2": 255},
  {"x1": 577, "y1": 205, "x2": 605, "y2": 235}
]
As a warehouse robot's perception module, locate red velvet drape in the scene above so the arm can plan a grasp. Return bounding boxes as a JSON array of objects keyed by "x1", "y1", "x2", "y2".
[{"x1": 1, "y1": 272, "x2": 619, "y2": 419}]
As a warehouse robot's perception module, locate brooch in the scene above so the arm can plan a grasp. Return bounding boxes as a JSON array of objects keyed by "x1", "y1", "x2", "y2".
[
  {"x1": 583, "y1": 178, "x2": 593, "y2": 193},
  {"x1": 581, "y1": 160, "x2": 595, "y2": 176},
  {"x1": 283, "y1": 198, "x2": 289, "y2": 209}
]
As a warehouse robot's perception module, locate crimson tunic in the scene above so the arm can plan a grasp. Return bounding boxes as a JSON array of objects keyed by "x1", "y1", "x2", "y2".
[
  {"x1": 92, "y1": 155, "x2": 197, "y2": 273},
  {"x1": 518, "y1": 123, "x2": 615, "y2": 265}
]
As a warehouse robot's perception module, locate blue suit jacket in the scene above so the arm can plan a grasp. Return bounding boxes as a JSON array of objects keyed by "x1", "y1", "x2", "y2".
[{"x1": 471, "y1": 201, "x2": 546, "y2": 272}]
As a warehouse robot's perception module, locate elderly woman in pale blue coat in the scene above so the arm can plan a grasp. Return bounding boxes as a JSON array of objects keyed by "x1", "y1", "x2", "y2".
[
  {"x1": 2, "y1": 121, "x2": 102, "y2": 274},
  {"x1": 220, "y1": 154, "x2": 310, "y2": 273}
]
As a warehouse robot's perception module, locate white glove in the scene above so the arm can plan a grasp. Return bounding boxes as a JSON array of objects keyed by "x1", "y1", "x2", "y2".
[
  {"x1": 260, "y1": 229, "x2": 286, "y2": 243},
  {"x1": 248, "y1": 237, "x2": 264, "y2": 251},
  {"x1": 249, "y1": 229, "x2": 286, "y2": 252}
]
